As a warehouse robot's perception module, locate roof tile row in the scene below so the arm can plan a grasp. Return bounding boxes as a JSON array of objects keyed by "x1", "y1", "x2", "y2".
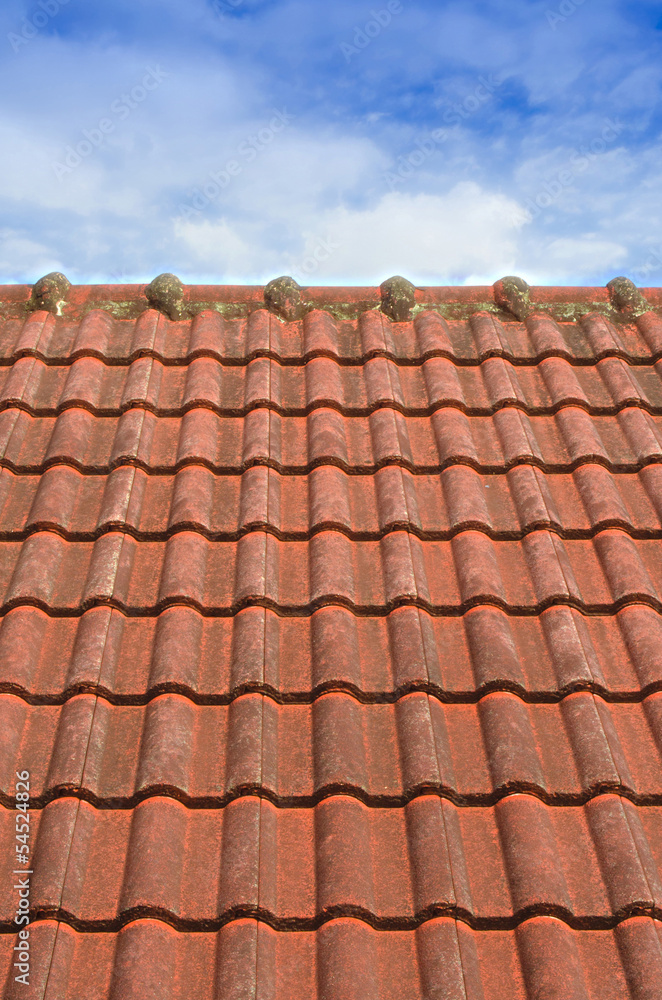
[
  {"x1": 3, "y1": 405, "x2": 662, "y2": 473},
  {"x1": 3, "y1": 915, "x2": 660, "y2": 1000},
  {"x1": 4, "y1": 691, "x2": 662, "y2": 803},
  {"x1": 2, "y1": 604, "x2": 662, "y2": 701},
  {"x1": 3, "y1": 305, "x2": 662, "y2": 363},
  {"x1": 4, "y1": 354, "x2": 662, "y2": 415},
  {"x1": 2, "y1": 794, "x2": 661, "y2": 925},
  {"x1": 2, "y1": 464, "x2": 662, "y2": 539},
  {"x1": 1, "y1": 527, "x2": 661, "y2": 613}
]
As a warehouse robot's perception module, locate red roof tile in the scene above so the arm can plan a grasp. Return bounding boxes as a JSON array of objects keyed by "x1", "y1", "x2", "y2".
[{"x1": 2, "y1": 276, "x2": 662, "y2": 996}]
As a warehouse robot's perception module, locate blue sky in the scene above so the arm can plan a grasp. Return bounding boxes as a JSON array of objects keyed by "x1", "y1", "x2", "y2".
[{"x1": 1, "y1": 0, "x2": 661, "y2": 286}]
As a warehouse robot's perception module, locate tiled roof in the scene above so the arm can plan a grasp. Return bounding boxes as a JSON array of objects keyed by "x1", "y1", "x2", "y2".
[{"x1": 2, "y1": 272, "x2": 662, "y2": 998}]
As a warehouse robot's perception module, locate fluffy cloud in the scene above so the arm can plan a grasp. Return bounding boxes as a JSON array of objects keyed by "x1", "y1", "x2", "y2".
[{"x1": 174, "y1": 183, "x2": 526, "y2": 284}]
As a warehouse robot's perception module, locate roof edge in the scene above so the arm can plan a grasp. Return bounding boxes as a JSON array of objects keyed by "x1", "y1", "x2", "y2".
[{"x1": 2, "y1": 279, "x2": 661, "y2": 323}]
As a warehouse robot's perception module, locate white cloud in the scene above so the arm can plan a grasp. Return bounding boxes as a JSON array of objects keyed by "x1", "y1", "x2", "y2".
[
  {"x1": 296, "y1": 185, "x2": 526, "y2": 283},
  {"x1": 174, "y1": 183, "x2": 526, "y2": 284},
  {"x1": 0, "y1": 230, "x2": 63, "y2": 280},
  {"x1": 173, "y1": 218, "x2": 262, "y2": 280},
  {"x1": 544, "y1": 236, "x2": 627, "y2": 271}
]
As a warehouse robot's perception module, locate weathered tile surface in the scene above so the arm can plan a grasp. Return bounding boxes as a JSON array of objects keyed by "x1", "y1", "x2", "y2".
[{"x1": 2, "y1": 284, "x2": 662, "y2": 997}]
